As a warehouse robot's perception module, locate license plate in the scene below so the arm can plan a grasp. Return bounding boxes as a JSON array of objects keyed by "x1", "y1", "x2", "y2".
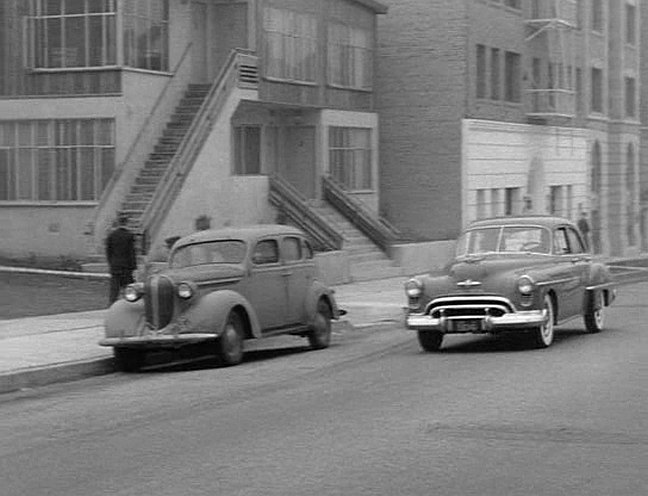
[{"x1": 453, "y1": 320, "x2": 481, "y2": 332}]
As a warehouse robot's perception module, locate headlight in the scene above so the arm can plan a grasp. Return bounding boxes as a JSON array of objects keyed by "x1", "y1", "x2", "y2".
[
  {"x1": 517, "y1": 275, "x2": 535, "y2": 295},
  {"x1": 405, "y1": 278, "x2": 423, "y2": 298},
  {"x1": 177, "y1": 282, "x2": 194, "y2": 299},
  {"x1": 124, "y1": 283, "x2": 144, "y2": 302}
]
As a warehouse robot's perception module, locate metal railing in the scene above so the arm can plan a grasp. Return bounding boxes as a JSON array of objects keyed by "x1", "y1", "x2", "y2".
[
  {"x1": 139, "y1": 49, "x2": 259, "y2": 251},
  {"x1": 269, "y1": 175, "x2": 343, "y2": 252},
  {"x1": 91, "y1": 42, "x2": 194, "y2": 251},
  {"x1": 322, "y1": 175, "x2": 403, "y2": 254}
]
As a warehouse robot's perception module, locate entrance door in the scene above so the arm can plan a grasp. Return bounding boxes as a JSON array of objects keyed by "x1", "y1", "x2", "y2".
[
  {"x1": 191, "y1": 1, "x2": 208, "y2": 83},
  {"x1": 284, "y1": 126, "x2": 316, "y2": 199}
]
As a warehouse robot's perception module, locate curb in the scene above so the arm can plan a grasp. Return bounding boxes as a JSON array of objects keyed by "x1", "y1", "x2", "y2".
[
  {"x1": 0, "y1": 357, "x2": 114, "y2": 395},
  {"x1": 0, "y1": 265, "x2": 110, "y2": 280}
]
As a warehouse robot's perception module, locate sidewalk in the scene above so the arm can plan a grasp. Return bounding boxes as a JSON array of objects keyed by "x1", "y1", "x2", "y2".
[{"x1": 0, "y1": 274, "x2": 409, "y2": 394}]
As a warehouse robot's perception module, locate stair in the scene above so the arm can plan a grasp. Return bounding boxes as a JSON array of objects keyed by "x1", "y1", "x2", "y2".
[
  {"x1": 309, "y1": 202, "x2": 403, "y2": 282},
  {"x1": 118, "y1": 84, "x2": 212, "y2": 230}
]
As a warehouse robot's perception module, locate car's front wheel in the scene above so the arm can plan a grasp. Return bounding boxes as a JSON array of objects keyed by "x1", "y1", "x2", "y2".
[
  {"x1": 113, "y1": 348, "x2": 145, "y2": 372},
  {"x1": 584, "y1": 290, "x2": 605, "y2": 333},
  {"x1": 532, "y1": 294, "x2": 555, "y2": 348},
  {"x1": 215, "y1": 311, "x2": 245, "y2": 366},
  {"x1": 308, "y1": 300, "x2": 332, "y2": 350},
  {"x1": 417, "y1": 330, "x2": 443, "y2": 352}
]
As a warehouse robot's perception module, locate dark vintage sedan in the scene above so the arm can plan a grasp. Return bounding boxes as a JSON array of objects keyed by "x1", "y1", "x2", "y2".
[
  {"x1": 100, "y1": 225, "x2": 343, "y2": 371},
  {"x1": 405, "y1": 216, "x2": 616, "y2": 351}
]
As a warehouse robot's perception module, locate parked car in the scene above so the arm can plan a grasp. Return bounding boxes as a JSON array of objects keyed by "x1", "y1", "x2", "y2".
[
  {"x1": 100, "y1": 225, "x2": 343, "y2": 371},
  {"x1": 405, "y1": 216, "x2": 616, "y2": 351}
]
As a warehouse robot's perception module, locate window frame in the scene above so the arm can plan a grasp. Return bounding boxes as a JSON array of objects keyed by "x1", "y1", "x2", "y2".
[
  {"x1": 327, "y1": 21, "x2": 373, "y2": 91},
  {"x1": 328, "y1": 126, "x2": 373, "y2": 192}
]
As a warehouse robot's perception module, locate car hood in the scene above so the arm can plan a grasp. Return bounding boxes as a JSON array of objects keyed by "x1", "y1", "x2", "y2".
[
  {"x1": 157, "y1": 264, "x2": 246, "y2": 284},
  {"x1": 448, "y1": 253, "x2": 551, "y2": 283}
]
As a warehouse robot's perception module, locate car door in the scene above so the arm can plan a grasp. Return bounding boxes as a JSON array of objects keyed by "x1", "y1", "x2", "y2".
[
  {"x1": 552, "y1": 226, "x2": 586, "y2": 320},
  {"x1": 281, "y1": 236, "x2": 315, "y2": 325},
  {"x1": 246, "y1": 238, "x2": 287, "y2": 331},
  {"x1": 565, "y1": 225, "x2": 591, "y2": 313}
]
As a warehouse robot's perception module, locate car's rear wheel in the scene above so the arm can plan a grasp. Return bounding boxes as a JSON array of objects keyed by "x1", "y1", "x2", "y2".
[
  {"x1": 113, "y1": 348, "x2": 145, "y2": 372},
  {"x1": 417, "y1": 330, "x2": 443, "y2": 352},
  {"x1": 308, "y1": 300, "x2": 332, "y2": 350},
  {"x1": 216, "y1": 311, "x2": 245, "y2": 366},
  {"x1": 584, "y1": 290, "x2": 605, "y2": 333},
  {"x1": 532, "y1": 294, "x2": 555, "y2": 348}
]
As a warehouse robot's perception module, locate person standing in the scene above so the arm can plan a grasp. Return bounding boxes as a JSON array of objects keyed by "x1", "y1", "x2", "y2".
[
  {"x1": 577, "y1": 211, "x2": 591, "y2": 250},
  {"x1": 105, "y1": 213, "x2": 137, "y2": 304}
]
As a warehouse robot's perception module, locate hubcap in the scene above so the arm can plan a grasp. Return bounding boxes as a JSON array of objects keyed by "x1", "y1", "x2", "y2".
[
  {"x1": 223, "y1": 324, "x2": 242, "y2": 360},
  {"x1": 541, "y1": 297, "x2": 554, "y2": 344},
  {"x1": 594, "y1": 292, "x2": 604, "y2": 329}
]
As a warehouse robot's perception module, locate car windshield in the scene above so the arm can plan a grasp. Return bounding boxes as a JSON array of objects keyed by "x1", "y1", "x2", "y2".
[
  {"x1": 170, "y1": 240, "x2": 247, "y2": 268},
  {"x1": 456, "y1": 226, "x2": 551, "y2": 256}
]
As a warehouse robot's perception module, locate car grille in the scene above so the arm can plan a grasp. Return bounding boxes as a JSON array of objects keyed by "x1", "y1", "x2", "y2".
[
  {"x1": 425, "y1": 295, "x2": 515, "y2": 319},
  {"x1": 145, "y1": 274, "x2": 175, "y2": 330}
]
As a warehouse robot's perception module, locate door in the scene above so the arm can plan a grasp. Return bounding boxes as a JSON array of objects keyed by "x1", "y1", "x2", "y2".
[
  {"x1": 284, "y1": 126, "x2": 316, "y2": 199},
  {"x1": 245, "y1": 238, "x2": 287, "y2": 330},
  {"x1": 210, "y1": 3, "x2": 248, "y2": 79},
  {"x1": 191, "y1": 1, "x2": 208, "y2": 83},
  {"x1": 552, "y1": 226, "x2": 588, "y2": 320},
  {"x1": 281, "y1": 235, "x2": 314, "y2": 325}
]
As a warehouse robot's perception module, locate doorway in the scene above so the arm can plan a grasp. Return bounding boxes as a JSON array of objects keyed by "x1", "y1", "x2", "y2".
[
  {"x1": 191, "y1": 1, "x2": 208, "y2": 83},
  {"x1": 284, "y1": 127, "x2": 316, "y2": 199}
]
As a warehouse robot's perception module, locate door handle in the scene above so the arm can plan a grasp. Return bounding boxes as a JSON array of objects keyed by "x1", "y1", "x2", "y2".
[{"x1": 282, "y1": 271, "x2": 293, "y2": 277}]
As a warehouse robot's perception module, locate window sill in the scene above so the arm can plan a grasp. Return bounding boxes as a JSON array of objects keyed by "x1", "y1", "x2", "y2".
[
  {"x1": 0, "y1": 201, "x2": 98, "y2": 207},
  {"x1": 326, "y1": 84, "x2": 373, "y2": 93},
  {"x1": 28, "y1": 66, "x2": 121, "y2": 74},
  {"x1": 263, "y1": 76, "x2": 317, "y2": 87}
]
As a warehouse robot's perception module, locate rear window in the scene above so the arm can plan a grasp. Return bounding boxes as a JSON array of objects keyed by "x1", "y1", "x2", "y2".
[{"x1": 170, "y1": 240, "x2": 247, "y2": 268}]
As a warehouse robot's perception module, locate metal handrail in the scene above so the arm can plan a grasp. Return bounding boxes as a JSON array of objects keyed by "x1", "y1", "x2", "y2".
[
  {"x1": 269, "y1": 175, "x2": 343, "y2": 251},
  {"x1": 322, "y1": 175, "x2": 402, "y2": 253},
  {"x1": 91, "y1": 42, "x2": 194, "y2": 246},
  {"x1": 140, "y1": 48, "x2": 259, "y2": 249}
]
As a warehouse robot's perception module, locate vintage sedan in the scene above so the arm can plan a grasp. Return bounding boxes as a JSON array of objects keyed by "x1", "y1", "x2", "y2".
[
  {"x1": 100, "y1": 225, "x2": 343, "y2": 371},
  {"x1": 405, "y1": 216, "x2": 615, "y2": 351}
]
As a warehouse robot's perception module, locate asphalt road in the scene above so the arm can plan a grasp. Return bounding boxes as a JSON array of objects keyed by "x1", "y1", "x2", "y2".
[{"x1": 1, "y1": 284, "x2": 647, "y2": 496}]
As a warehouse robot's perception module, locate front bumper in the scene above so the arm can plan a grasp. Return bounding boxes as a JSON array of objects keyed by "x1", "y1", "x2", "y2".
[
  {"x1": 406, "y1": 309, "x2": 547, "y2": 334},
  {"x1": 100, "y1": 333, "x2": 217, "y2": 349}
]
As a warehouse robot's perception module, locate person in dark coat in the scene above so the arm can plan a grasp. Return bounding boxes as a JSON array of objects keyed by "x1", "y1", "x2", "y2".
[
  {"x1": 577, "y1": 211, "x2": 591, "y2": 249},
  {"x1": 105, "y1": 213, "x2": 137, "y2": 304}
]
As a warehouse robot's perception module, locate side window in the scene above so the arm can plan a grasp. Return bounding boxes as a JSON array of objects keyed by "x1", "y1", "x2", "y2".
[
  {"x1": 302, "y1": 239, "x2": 314, "y2": 259},
  {"x1": 252, "y1": 239, "x2": 279, "y2": 265},
  {"x1": 566, "y1": 227, "x2": 585, "y2": 254},
  {"x1": 282, "y1": 236, "x2": 302, "y2": 262},
  {"x1": 553, "y1": 228, "x2": 570, "y2": 255}
]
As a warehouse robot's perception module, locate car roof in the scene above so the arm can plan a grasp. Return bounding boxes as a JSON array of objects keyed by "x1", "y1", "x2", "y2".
[
  {"x1": 466, "y1": 215, "x2": 575, "y2": 230},
  {"x1": 172, "y1": 224, "x2": 305, "y2": 249}
]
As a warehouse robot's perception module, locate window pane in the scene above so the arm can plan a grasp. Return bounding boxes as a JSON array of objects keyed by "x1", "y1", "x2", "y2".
[
  {"x1": 64, "y1": 16, "x2": 85, "y2": 66},
  {"x1": 80, "y1": 148, "x2": 95, "y2": 200},
  {"x1": 100, "y1": 148, "x2": 114, "y2": 192},
  {"x1": 88, "y1": 15, "x2": 104, "y2": 66},
  {"x1": 0, "y1": 149, "x2": 11, "y2": 200},
  {"x1": 45, "y1": 0, "x2": 62, "y2": 15},
  {"x1": 38, "y1": 149, "x2": 54, "y2": 200},
  {"x1": 17, "y1": 149, "x2": 34, "y2": 199}
]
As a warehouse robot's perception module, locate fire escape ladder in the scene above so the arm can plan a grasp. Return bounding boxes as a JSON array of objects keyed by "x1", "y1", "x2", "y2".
[{"x1": 525, "y1": 0, "x2": 577, "y2": 120}]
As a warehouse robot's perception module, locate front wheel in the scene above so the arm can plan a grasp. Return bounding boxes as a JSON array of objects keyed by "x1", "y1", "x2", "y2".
[
  {"x1": 584, "y1": 290, "x2": 605, "y2": 333},
  {"x1": 532, "y1": 294, "x2": 555, "y2": 348},
  {"x1": 417, "y1": 331, "x2": 443, "y2": 352},
  {"x1": 215, "y1": 312, "x2": 245, "y2": 367},
  {"x1": 113, "y1": 348, "x2": 145, "y2": 372},
  {"x1": 308, "y1": 300, "x2": 332, "y2": 350}
]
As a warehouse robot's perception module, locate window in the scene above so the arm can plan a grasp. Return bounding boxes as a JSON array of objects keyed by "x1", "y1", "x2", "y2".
[
  {"x1": 504, "y1": 51, "x2": 521, "y2": 102},
  {"x1": 625, "y1": 3, "x2": 636, "y2": 45},
  {"x1": 491, "y1": 188, "x2": 500, "y2": 217},
  {"x1": 302, "y1": 239, "x2": 314, "y2": 259},
  {"x1": 252, "y1": 240, "x2": 279, "y2": 265},
  {"x1": 0, "y1": 119, "x2": 114, "y2": 202},
  {"x1": 329, "y1": 127, "x2": 372, "y2": 191},
  {"x1": 328, "y1": 23, "x2": 372, "y2": 90},
  {"x1": 591, "y1": 0, "x2": 603, "y2": 32},
  {"x1": 264, "y1": 7, "x2": 317, "y2": 83},
  {"x1": 505, "y1": 187, "x2": 520, "y2": 215},
  {"x1": 122, "y1": 0, "x2": 169, "y2": 71},
  {"x1": 476, "y1": 44, "x2": 487, "y2": 99},
  {"x1": 234, "y1": 126, "x2": 261, "y2": 175},
  {"x1": 554, "y1": 228, "x2": 570, "y2": 254},
  {"x1": 591, "y1": 67, "x2": 603, "y2": 113},
  {"x1": 625, "y1": 77, "x2": 636, "y2": 118},
  {"x1": 490, "y1": 48, "x2": 500, "y2": 100},
  {"x1": 504, "y1": 0, "x2": 521, "y2": 9},
  {"x1": 282, "y1": 237, "x2": 302, "y2": 262},
  {"x1": 575, "y1": 68, "x2": 582, "y2": 112},
  {"x1": 476, "y1": 189, "x2": 487, "y2": 219},
  {"x1": 550, "y1": 186, "x2": 563, "y2": 215},
  {"x1": 566, "y1": 228, "x2": 585, "y2": 254},
  {"x1": 26, "y1": 0, "x2": 117, "y2": 69},
  {"x1": 566, "y1": 185, "x2": 573, "y2": 219}
]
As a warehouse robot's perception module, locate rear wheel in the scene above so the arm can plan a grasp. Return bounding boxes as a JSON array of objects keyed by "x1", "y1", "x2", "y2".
[
  {"x1": 113, "y1": 348, "x2": 145, "y2": 372},
  {"x1": 584, "y1": 290, "x2": 605, "y2": 333},
  {"x1": 216, "y1": 312, "x2": 245, "y2": 367},
  {"x1": 308, "y1": 300, "x2": 332, "y2": 350},
  {"x1": 532, "y1": 294, "x2": 555, "y2": 348},
  {"x1": 417, "y1": 331, "x2": 443, "y2": 352}
]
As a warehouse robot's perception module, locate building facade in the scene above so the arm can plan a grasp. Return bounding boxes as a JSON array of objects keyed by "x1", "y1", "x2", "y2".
[
  {"x1": 377, "y1": 0, "x2": 642, "y2": 256},
  {"x1": 0, "y1": 0, "x2": 387, "y2": 261}
]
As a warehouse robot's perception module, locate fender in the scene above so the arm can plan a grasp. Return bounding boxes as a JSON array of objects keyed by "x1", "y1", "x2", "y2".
[
  {"x1": 104, "y1": 299, "x2": 146, "y2": 338},
  {"x1": 305, "y1": 280, "x2": 342, "y2": 322},
  {"x1": 180, "y1": 289, "x2": 262, "y2": 339},
  {"x1": 582, "y1": 262, "x2": 615, "y2": 311}
]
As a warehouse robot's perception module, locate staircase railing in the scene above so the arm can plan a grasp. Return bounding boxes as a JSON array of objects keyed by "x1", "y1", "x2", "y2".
[
  {"x1": 139, "y1": 48, "x2": 259, "y2": 251},
  {"x1": 90, "y1": 42, "x2": 194, "y2": 252},
  {"x1": 322, "y1": 175, "x2": 403, "y2": 254},
  {"x1": 269, "y1": 175, "x2": 343, "y2": 252}
]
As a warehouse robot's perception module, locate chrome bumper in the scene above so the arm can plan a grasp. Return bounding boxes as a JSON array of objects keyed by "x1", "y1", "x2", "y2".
[
  {"x1": 407, "y1": 309, "x2": 547, "y2": 334},
  {"x1": 100, "y1": 333, "x2": 216, "y2": 348}
]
